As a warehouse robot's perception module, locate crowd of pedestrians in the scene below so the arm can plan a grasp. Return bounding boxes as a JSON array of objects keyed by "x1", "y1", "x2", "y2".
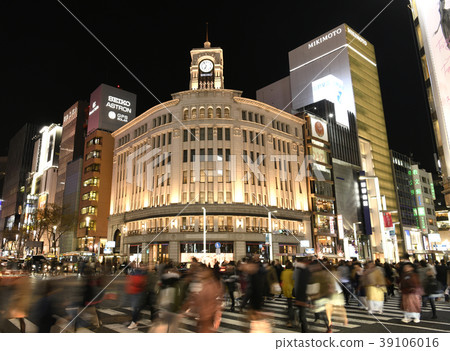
[{"x1": 0, "y1": 253, "x2": 449, "y2": 333}]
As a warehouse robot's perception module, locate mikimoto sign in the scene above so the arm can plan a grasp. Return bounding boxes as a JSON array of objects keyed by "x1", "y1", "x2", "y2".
[{"x1": 88, "y1": 83, "x2": 137, "y2": 134}]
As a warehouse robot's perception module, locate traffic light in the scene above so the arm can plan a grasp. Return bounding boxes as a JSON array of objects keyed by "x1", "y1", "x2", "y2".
[{"x1": 274, "y1": 229, "x2": 290, "y2": 236}]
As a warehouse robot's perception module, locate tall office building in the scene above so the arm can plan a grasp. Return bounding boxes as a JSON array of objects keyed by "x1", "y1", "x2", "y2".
[
  {"x1": 77, "y1": 84, "x2": 137, "y2": 254},
  {"x1": 257, "y1": 24, "x2": 399, "y2": 262},
  {"x1": 55, "y1": 101, "x2": 88, "y2": 208},
  {"x1": 0, "y1": 124, "x2": 37, "y2": 231},
  {"x1": 409, "y1": 0, "x2": 450, "y2": 206}
]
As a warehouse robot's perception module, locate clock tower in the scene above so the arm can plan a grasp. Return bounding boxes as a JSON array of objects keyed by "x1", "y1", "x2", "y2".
[{"x1": 189, "y1": 38, "x2": 224, "y2": 90}]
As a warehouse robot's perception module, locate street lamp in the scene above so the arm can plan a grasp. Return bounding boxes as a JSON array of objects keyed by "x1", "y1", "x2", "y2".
[
  {"x1": 268, "y1": 210, "x2": 278, "y2": 262},
  {"x1": 201, "y1": 207, "x2": 206, "y2": 263},
  {"x1": 85, "y1": 217, "x2": 90, "y2": 251}
]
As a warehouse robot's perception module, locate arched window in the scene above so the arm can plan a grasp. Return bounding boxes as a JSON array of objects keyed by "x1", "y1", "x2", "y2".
[
  {"x1": 199, "y1": 107, "x2": 205, "y2": 119},
  {"x1": 216, "y1": 107, "x2": 222, "y2": 118},
  {"x1": 207, "y1": 107, "x2": 213, "y2": 118},
  {"x1": 183, "y1": 109, "x2": 189, "y2": 120},
  {"x1": 191, "y1": 107, "x2": 197, "y2": 119},
  {"x1": 224, "y1": 107, "x2": 230, "y2": 118}
]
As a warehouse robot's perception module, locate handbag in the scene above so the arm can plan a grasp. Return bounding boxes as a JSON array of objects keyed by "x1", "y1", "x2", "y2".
[{"x1": 271, "y1": 282, "x2": 282, "y2": 295}]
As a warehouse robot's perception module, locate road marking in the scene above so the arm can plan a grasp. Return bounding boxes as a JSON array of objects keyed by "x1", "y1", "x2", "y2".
[{"x1": 8, "y1": 318, "x2": 38, "y2": 333}]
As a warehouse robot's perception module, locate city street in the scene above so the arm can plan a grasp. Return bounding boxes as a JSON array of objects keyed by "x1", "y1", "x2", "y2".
[{"x1": 1, "y1": 275, "x2": 449, "y2": 333}]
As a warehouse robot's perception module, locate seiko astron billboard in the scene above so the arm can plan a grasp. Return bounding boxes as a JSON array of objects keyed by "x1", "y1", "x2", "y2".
[{"x1": 88, "y1": 84, "x2": 137, "y2": 134}]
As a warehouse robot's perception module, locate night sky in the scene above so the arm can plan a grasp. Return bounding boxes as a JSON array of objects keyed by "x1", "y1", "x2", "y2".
[{"x1": 1, "y1": 0, "x2": 436, "y2": 173}]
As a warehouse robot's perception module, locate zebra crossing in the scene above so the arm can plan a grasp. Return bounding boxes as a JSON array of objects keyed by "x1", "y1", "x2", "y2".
[{"x1": 4, "y1": 295, "x2": 450, "y2": 333}]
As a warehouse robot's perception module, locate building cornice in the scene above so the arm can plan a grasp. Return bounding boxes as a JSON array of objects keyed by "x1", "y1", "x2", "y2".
[
  {"x1": 233, "y1": 97, "x2": 306, "y2": 125},
  {"x1": 110, "y1": 203, "x2": 310, "y2": 223}
]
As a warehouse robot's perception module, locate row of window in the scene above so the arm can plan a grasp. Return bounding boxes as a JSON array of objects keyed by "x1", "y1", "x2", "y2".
[
  {"x1": 183, "y1": 127, "x2": 231, "y2": 142},
  {"x1": 83, "y1": 177, "x2": 100, "y2": 187},
  {"x1": 134, "y1": 124, "x2": 148, "y2": 139},
  {"x1": 87, "y1": 137, "x2": 102, "y2": 148},
  {"x1": 85, "y1": 163, "x2": 100, "y2": 173},
  {"x1": 152, "y1": 132, "x2": 172, "y2": 148},
  {"x1": 272, "y1": 120, "x2": 291, "y2": 134},
  {"x1": 118, "y1": 134, "x2": 131, "y2": 147},
  {"x1": 82, "y1": 191, "x2": 98, "y2": 201},
  {"x1": 86, "y1": 150, "x2": 101, "y2": 161},
  {"x1": 152, "y1": 114, "x2": 173, "y2": 128},
  {"x1": 183, "y1": 106, "x2": 230, "y2": 120},
  {"x1": 81, "y1": 206, "x2": 97, "y2": 215},
  {"x1": 241, "y1": 110, "x2": 265, "y2": 125},
  {"x1": 182, "y1": 148, "x2": 231, "y2": 162},
  {"x1": 242, "y1": 130, "x2": 265, "y2": 146},
  {"x1": 182, "y1": 170, "x2": 231, "y2": 184}
]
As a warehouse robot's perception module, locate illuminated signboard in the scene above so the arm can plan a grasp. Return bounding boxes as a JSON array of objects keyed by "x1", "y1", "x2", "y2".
[
  {"x1": 329, "y1": 216, "x2": 335, "y2": 235},
  {"x1": 428, "y1": 233, "x2": 441, "y2": 243},
  {"x1": 415, "y1": 1, "x2": 450, "y2": 181},
  {"x1": 337, "y1": 214, "x2": 344, "y2": 239},
  {"x1": 311, "y1": 146, "x2": 328, "y2": 164},
  {"x1": 312, "y1": 74, "x2": 348, "y2": 127},
  {"x1": 418, "y1": 207, "x2": 426, "y2": 216},
  {"x1": 310, "y1": 115, "x2": 329, "y2": 142},
  {"x1": 300, "y1": 240, "x2": 310, "y2": 247},
  {"x1": 88, "y1": 84, "x2": 137, "y2": 134},
  {"x1": 404, "y1": 230, "x2": 412, "y2": 250}
]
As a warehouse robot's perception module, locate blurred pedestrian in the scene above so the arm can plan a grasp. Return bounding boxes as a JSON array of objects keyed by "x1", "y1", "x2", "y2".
[
  {"x1": 419, "y1": 260, "x2": 440, "y2": 319},
  {"x1": 307, "y1": 260, "x2": 334, "y2": 333},
  {"x1": 400, "y1": 263, "x2": 422, "y2": 323},
  {"x1": 223, "y1": 261, "x2": 239, "y2": 312},
  {"x1": 265, "y1": 261, "x2": 279, "y2": 299},
  {"x1": 274, "y1": 259, "x2": 284, "y2": 297},
  {"x1": 5, "y1": 273, "x2": 32, "y2": 332},
  {"x1": 126, "y1": 263, "x2": 148, "y2": 329},
  {"x1": 293, "y1": 257, "x2": 311, "y2": 333},
  {"x1": 353, "y1": 263, "x2": 367, "y2": 309},
  {"x1": 34, "y1": 280, "x2": 58, "y2": 332},
  {"x1": 337, "y1": 260, "x2": 351, "y2": 305},
  {"x1": 280, "y1": 260, "x2": 294, "y2": 327},
  {"x1": 326, "y1": 265, "x2": 348, "y2": 327},
  {"x1": 363, "y1": 261, "x2": 386, "y2": 314},
  {"x1": 151, "y1": 264, "x2": 184, "y2": 332},
  {"x1": 183, "y1": 265, "x2": 223, "y2": 333},
  {"x1": 79, "y1": 267, "x2": 103, "y2": 330}
]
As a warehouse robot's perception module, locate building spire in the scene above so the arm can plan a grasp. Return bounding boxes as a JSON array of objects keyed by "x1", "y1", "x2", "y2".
[{"x1": 204, "y1": 22, "x2": 211, "y2": 48}]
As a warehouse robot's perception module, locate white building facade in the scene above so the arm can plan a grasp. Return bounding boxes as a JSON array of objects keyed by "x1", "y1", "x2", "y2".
[{"x1": 107, "y1": 42, "x2": 311, "y2": 264}]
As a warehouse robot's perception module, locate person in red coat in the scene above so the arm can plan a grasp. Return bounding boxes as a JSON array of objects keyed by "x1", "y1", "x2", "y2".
[
  {"x1": 400, "y1": 263, "x2": 423, "y2": 323},
  {"x1": 126, "y1": 263, "x2": 148, "y2": 329}
]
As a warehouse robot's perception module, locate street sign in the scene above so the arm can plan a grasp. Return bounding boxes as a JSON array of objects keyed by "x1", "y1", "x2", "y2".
[
  {"x1": 216, "y1": 248, "x2": 220, "y2": 254},
  {"x1": 265, "y1": 234, "x2": 270, "y2": 245},
  {"x1": 215, "y1": 242, "x2": 221, "y2": 249}
]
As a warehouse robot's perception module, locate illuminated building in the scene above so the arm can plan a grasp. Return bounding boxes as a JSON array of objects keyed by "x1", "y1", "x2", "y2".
[
  {"x1": 77, "y1": 84, "x2": 137, "y2": 254},
  {"x1": 257, "y1": 24, "x2": 398, "y2": 262},
  {"x1": 55, "y1": 101, "x2": 88, "y2": 207},
  {"x1": 108, "y1": 40, "x2": 310, "y2": 264},
  {"x1": 409, "y1": 0, "x2": 450, "y2": 206},
  {"x1": 56, "y1": 101, "x2": 88, "y2": 253},
  {"x1": 298, "y1": 100, "x2": 371, "y2": 261},
  {"x1": 0, "y1": 124, "x2": 37, "y2": 233},
  {"x1": 391, "y1": 150, "x2": 441, "y2": 261},
  {"x1": 25, "y1": 123, "x2": 63, "y2": 253}
]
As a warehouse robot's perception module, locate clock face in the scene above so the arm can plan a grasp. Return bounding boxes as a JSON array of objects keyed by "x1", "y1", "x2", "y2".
[{"x1": 199, "y1": 59, "x2": 214, "y2": 73}]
